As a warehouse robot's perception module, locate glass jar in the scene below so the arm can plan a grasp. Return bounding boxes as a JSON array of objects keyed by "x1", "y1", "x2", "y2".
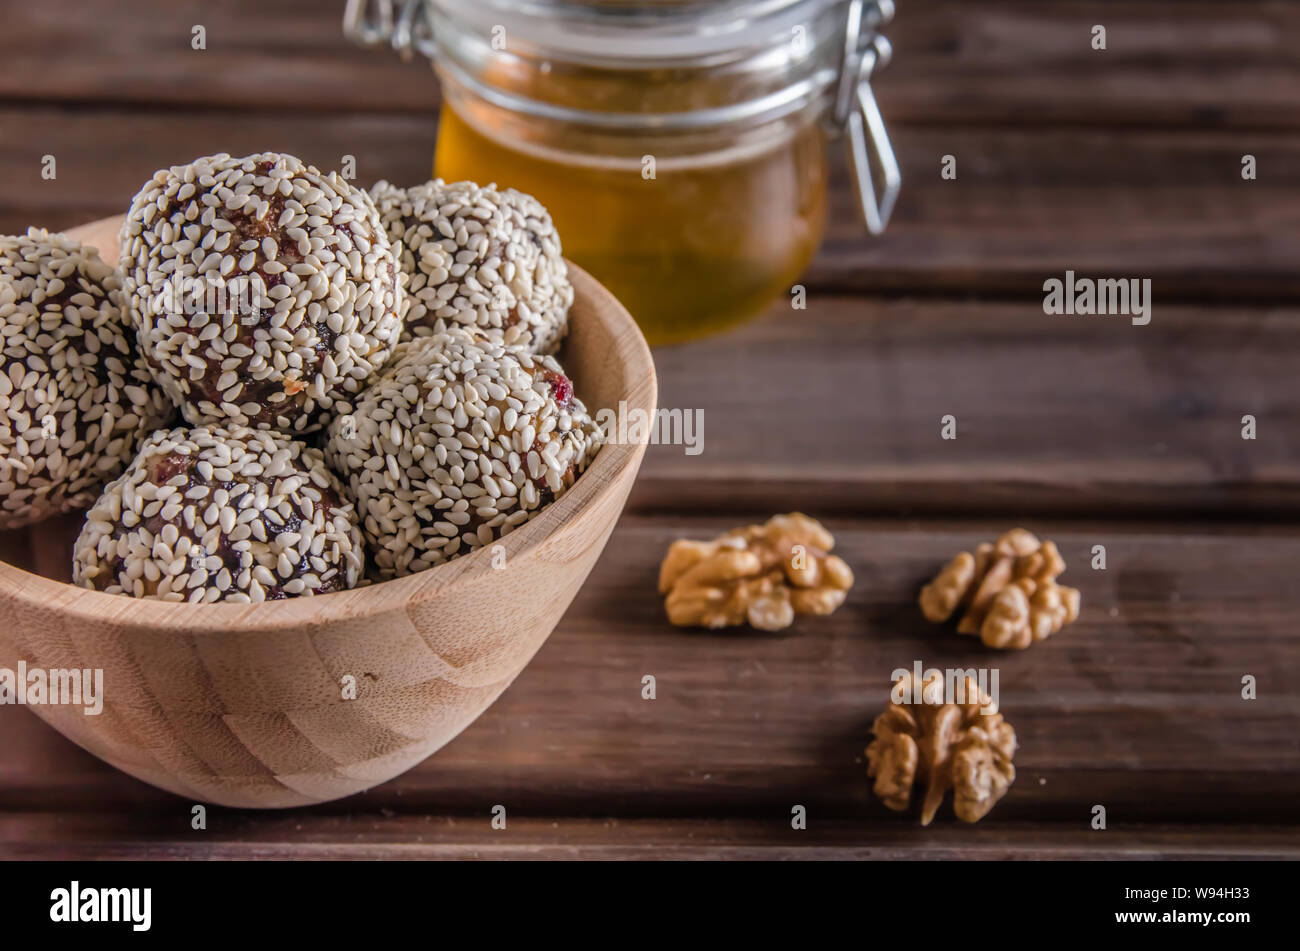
[{"x1": 346, "y1": 0, "x2": 898, "y2": 345}]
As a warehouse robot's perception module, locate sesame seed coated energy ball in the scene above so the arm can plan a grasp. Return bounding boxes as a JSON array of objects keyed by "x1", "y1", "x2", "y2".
[
  {"x1": 370, "y1": 179, "x2": 573, "y2": 355},
  {"x1": 0, "y1": 228, "x2": 172, "y2": 529},
  {"x1": 325, "y1": 330, "x2": 603, "y2": 578},
  {"x1": 73, "y1": 425, "x2": 365, "y2": 602},
  {"x1": 119, "y1": 152, "x2": 403, "y2": 435}
]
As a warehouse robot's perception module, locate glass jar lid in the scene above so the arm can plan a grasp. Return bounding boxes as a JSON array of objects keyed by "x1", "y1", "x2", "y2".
[{"x1": 422, "y1": 0, "x2": 836, "y2": 61}]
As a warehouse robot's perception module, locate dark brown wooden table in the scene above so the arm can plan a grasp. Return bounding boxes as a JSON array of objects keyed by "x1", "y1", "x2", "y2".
[{"x1": 2, "y1": 0, "x2": 1298, "y2": 859}]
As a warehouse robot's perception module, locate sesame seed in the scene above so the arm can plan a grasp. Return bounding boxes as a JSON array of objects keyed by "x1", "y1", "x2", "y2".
[
  {"x1": 120, "y1": 152, "x2": 403, "y2": 434},
  {"x1": 325, "y1": 329, "x2": 602, "y2": 579},
  {"x1": 73, "y1": 424, "x2": 365, "y2": 601},
  {"x1": 0, "y1": 228, "x2": 173, "y2": 529},
  {"x1": 370, "y1": 179, "x2": 572, "y2": 356}
]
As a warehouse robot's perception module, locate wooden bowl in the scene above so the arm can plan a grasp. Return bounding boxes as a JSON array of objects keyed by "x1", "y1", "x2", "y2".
[{"x1": 0, "y1": 215, "x2": 656, "y2": 808}]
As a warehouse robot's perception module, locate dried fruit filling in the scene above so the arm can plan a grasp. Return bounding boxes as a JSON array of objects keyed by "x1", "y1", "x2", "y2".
[
  {"x1": 129, "y1": 448, "x2": 351, "y2": 599},
  {"x1": 539, "y1": 368, "x2": 573, "y2": 409}
]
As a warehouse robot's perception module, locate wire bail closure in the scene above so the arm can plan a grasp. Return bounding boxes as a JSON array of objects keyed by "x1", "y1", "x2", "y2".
[
  {"x1": 344, "y1": 0, "x2": 435, "y2": 60},
  {"x1": 832, "y1": 0, "x2": 899, "y2": 235}
]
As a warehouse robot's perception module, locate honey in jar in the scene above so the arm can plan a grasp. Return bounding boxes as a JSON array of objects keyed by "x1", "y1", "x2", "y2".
[
  {"x1": 435, "y1": 97, "x2": 827, "y2": 344},
  {"x1": 347, "y1": 0, "x2": 898, "y2": 345}
]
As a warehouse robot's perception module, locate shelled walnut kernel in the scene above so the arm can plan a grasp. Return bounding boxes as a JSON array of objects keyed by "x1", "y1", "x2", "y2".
[
  {"x1": 918, "y1": 528, "x2": 1080, "y2": 649},
  {"x1": 658, "y1": 513, "x2": 853, "y2": 631},
  {"x1": 866, "y1": 670, "x2": 1016, "y2": 825}
]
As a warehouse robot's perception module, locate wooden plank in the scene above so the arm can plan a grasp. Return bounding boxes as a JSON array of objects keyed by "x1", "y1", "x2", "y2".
[
  {"x1": 0, "y1": 108, "x2": 435, "y2": 237},
  {"x1": 0, "y1": 0, "x2": 441, "y2": 115},
  {"x1": 634, "y1": 298, "x2": 1300, "y2": 516},
  {"x1": 2, "y1": 517, "x2": 1297, "y2": 859},
  {"x1": 878, "y1": 0, "x2": 1300, "y2": 130},
  {"x1": 2, "y1": 1, "x2": 1298, "y2": 131},
  {"x1": 3, "y1": 109, "x2": 1298, "y2": 301},
  {"x1": 2, "y1": 816, "x2": 1294, "y2": 860},
  {"x1": 811, "y1": 126, "x2": 1300, "y2": 300}
]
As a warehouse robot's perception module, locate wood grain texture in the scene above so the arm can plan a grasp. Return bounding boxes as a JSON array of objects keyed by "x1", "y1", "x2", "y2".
[
  {"x1": 2, "y1": 0, "x2": 1297, "y2": 860},
  {"x1": 3, "y1": 517, "x2": 1297, "y2": 857},
  {"x1": 2, "y1": 815, "x2": 1295, "y2": 860},
  {"x1": 0, "y1": 0, "x2": 442, "y2": 115},
  {"x1": 878, "y1": 0, "x2": 1300, "y2": 130},
  {"x1": 812, "y1": 127, "x2": 1300, "y2": 301},
  {"x1": 0, "y1": 108, "x2": 436, "y2": 236},
  {"x1": 632, "y1": 296, "x2": 1300, "y2": 517},
  {"x1": 3, "y1": 0, "x2": 1296, "y2": 130},
  {"x1": 4, "y1": 110, "x2": 1295, "y2": 301},
  {"x1": 0, "y1": 217, "x2": 656, "y2": 809}
]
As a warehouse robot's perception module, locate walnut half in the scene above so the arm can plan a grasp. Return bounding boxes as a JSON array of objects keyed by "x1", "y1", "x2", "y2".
[
  {"x1": 658, "y1": 513, "x2": 853, "y2": 631},
  {"x1": 918, "y1": 528, "x2": 1080, "y2": 649},
  {"x1": 866, "y1": 671, "x2": 1017, "y2": 825}
]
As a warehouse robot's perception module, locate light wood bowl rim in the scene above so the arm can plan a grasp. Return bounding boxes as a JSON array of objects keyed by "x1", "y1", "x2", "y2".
[{"x1": 0, "y1": 214, "x2": 657, "y2": 634}]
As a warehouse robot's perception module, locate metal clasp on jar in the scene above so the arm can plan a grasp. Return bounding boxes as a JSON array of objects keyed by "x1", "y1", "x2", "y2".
[
  {"x1": 344, "y1": 0, "x2": 435, "y2": 60},
  {"x1": 829, "y1": 0, "x2": 899, "y2": 235}
]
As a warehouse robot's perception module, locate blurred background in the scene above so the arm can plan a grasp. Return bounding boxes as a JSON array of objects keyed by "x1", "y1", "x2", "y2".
[{"x1": 3, "y1": 1, "x2": 1298, "y2": 306}]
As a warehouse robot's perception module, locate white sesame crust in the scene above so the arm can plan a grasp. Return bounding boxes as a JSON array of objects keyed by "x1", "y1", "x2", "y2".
[
  {"x1": 0, "y1": 228, "x2": 173, "y2": 529},
  {"x1": 370, "y1": 179, "x2": 572, "y2": 355},
  {"x1": 325, "y1": 329, "x2": 602, "y2": 578},
  {"x1": 73, "y1": 425, "x2": 365, "y2": 602},
  {"x1": 119, "y1": 152, "x2": 404, "y2": 435}
]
